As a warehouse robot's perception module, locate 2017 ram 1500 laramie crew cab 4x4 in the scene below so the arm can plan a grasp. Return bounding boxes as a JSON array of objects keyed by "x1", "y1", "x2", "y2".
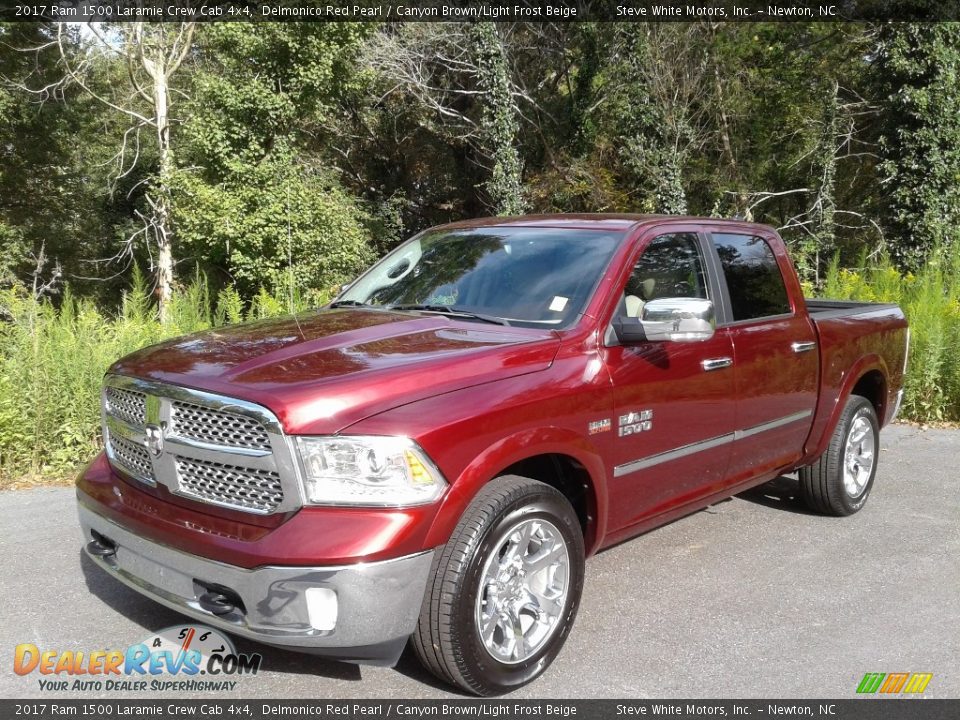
[{"x1": 77, "y1": 215, "x2": 909, "y2": 695}]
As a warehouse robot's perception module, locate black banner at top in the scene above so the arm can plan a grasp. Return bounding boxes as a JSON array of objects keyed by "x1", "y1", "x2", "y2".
[{"x1": 0, "y1": 0, "x2": 957, "y2": 23}]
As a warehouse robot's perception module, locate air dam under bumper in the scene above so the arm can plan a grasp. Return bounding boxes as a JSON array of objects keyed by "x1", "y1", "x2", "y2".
[{"x1": 78, "y1": 504, "x2": 435, "y2": 666}]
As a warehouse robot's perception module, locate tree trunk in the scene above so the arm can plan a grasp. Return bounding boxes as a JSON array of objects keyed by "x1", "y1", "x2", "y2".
[
  {"x1": 146, "y1": 35, "x2": 175, "y2": 323},
  {"x1": 471, "y1": 22, "x2": 527, "y2": 216}
]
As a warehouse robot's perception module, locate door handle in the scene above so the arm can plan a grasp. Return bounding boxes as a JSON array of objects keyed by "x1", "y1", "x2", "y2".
[
  {"x1": 701, "y1": 357, "x2": 733, "y2": 371},
  {"x1": 791, "y1": 341, "x2": 817, "y2": 353}
]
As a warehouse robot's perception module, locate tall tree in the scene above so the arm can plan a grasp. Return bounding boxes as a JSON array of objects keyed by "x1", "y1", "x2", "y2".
[
  {"x1": 470, "y1": 22, "x2": 526, "y2": 216},
  {"x1": 0, "y1": 23, "x2": 83, "y2": 295},
  {"x1": 13, "y1": 23, "x2": 196, "y2": 319},
  {"x1": 173, "y1": 24, "x2": 373, "y2": 301},
  {"x1": 875, "y1": 23, "x2": 960, "y2": 268},
  {"x1": 604, "y1": 24, "x2": 717, "y2": 214},
  {"x1": 362, "y1": 23, "x2": 530, "y2": 217}
]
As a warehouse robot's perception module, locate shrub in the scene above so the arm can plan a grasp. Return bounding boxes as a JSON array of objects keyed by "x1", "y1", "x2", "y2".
[
  {"x1": 822, "y1": 247, "x2": 960, "y2": 421},
  {"x1": 0, "y1": 272, "x2": 300, "y2": 486}
]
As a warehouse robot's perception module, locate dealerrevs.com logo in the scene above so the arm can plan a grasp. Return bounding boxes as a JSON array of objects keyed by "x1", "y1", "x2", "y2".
[{"x1": 14, "y1": 624, "x2": 261, "y2": 692}]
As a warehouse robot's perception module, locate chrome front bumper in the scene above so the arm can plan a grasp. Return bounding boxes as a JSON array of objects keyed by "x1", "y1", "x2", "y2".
[{"x1": 78, "y1": 503, "x2": 434, "y2": 665}]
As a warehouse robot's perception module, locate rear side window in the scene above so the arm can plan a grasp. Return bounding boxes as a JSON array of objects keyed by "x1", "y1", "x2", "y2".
[{"x1": 712, "y1": 234, "x2": 790, "y2": 321}]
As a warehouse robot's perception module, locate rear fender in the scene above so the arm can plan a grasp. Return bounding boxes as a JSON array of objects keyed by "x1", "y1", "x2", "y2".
[{"x1": 802, "y1": 353, "x2": 889, "y2": 464}]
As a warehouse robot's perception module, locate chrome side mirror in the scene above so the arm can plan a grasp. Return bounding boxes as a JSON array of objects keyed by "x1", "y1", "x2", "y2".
[
  {"x1": 613, "y1": 297, "x2": 716, "y2": 344},
  {"x1": 640, "y1": 297, "x2": 715, "y2": 342}
]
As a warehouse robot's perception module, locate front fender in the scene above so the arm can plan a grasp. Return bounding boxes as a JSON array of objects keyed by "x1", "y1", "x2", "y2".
[{"x1": 422, "y1": 426, "x2": 608, "y2": 555}]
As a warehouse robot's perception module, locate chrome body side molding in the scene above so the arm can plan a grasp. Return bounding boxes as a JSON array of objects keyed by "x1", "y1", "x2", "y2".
[{"x1": 613, "y1": 409, "x2": 813, "y2": 478}]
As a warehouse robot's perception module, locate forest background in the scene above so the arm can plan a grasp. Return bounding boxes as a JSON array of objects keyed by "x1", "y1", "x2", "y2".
[{"x1": 1, "y1": 20, "x2": 958, "y2": 484}]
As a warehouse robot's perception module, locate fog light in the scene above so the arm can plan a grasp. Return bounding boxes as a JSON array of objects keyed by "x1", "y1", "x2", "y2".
[{"x1": 305, "y1": 587, "x2": 338, "y2": 631}]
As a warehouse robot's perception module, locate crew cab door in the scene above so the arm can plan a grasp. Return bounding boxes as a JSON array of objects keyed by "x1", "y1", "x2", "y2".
[
  {"x1": 601, "y1": 230, "x2": 736, "y2": 532},
  {"x1": 706, "y1": 230, "x2": 819, "y2": 485}
]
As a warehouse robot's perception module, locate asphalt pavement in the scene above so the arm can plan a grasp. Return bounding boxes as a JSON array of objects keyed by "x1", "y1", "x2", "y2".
[{"x1": 1, "y1": 424, "x2": 956, "y2": 699}]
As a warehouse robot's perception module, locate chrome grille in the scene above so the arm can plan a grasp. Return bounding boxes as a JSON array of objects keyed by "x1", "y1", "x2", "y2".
[
  {"x1": 172, "y1": 400, "x2": 271, "y2": 450},
  {"x1": 105, "y1": 386, "x2": 146, "y2": 426},
  {"x1": 175, "y1": 456, "x2": 283, "y2": 513},
  {"x1": 108, "y1": 432, "x2": 153, "y2": 482},
  {"x1": 101, "y1": 375, "x2": 299, "y2": 515}
]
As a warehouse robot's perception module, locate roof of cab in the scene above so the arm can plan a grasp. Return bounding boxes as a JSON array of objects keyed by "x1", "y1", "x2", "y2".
[{"x1": 433, "y1": 213, "x2": 772, "y2": 233}]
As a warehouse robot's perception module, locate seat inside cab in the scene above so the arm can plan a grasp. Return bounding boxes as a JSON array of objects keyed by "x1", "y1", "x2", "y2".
[{"x1": 624, "y1": 278, "x2": 656, "y2": 318}]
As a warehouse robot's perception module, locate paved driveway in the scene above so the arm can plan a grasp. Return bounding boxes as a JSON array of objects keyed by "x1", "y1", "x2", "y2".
[{"x1": 1, "y1": 425, "x2": 956, "y2": 699}]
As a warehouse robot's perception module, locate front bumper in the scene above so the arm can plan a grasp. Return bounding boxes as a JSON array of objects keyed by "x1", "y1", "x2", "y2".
[{"x1": 78, "y1": 504, "x2": 434, "y2": 666}]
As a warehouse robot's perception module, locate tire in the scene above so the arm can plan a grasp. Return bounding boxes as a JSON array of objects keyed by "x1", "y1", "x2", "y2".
[
  {"x1": 799, "y1": 394, "x2": 880, "y2": 516},
  {"x1": 412, "y1": 475, "x2": 585, "y2": 696}
]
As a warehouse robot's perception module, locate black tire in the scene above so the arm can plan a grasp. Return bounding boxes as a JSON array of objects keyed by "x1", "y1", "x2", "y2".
[
  {"x1": 799, "y1": 394, "x2": 880, "y2": 516},
  {"x1": 412, "y1": 475, "x2": 585, "y2": 696}
]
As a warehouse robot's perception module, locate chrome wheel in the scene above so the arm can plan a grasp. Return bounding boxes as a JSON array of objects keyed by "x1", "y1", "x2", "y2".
[
  {"x1": 843, "y1": 415, "x2": 875, "y2": 497},
  {"x1": 475, "y1": 518, "x2": 570, "y2": 665}
]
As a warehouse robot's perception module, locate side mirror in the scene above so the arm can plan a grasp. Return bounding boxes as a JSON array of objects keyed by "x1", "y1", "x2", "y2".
[{"x1": 614, "y1": 297, "x2": 716, "y2": 344}]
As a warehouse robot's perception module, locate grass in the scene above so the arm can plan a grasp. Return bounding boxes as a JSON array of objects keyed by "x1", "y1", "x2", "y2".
[
  {"x1": 822, "y1": 246, "x2": 960, "y2": 422},
  {"x1": 0, "y1": 270, "x2": 303, "y2": 487}
]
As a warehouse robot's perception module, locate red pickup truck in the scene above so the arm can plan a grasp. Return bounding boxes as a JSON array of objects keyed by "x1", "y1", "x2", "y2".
[{"x1": 77, "y1": 215, "x2": 908, "y2": 695}]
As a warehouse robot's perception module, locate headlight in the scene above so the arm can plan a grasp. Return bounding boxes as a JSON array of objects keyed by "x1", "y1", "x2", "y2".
[{"x1": 295, "y1": 436, "x2": 447, "y2": 507}]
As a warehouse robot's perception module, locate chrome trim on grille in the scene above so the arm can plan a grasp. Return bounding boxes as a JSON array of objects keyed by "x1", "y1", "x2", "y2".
[
  {"x1": 101, "y1": 374, "x2": 304, "y2": 514},
  {"x1": 106, "y1": 429, "x2": 155, "y2": 485},
  {"x1": 104, "y1": 386, "x2": 147, "y2": 426},
  {"x1": 175, "y1": 456, "x2": 283, "y2": 513},
  {"x1": 171, "y1": 399, "x2": 272, "y2": 450},
  {"x1": 613, "y1": 409, "x2": 813, "y2": 478}
]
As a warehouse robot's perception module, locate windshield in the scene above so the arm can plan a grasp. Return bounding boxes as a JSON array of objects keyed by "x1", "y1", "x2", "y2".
[{"x1": 338, "y1": 227, "x2": 623, "y2": 328}]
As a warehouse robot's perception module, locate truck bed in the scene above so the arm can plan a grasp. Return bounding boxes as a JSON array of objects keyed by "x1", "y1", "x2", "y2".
[
  {"x1": 803, "y1": 298, "x2": 909, "y2": 460},
  {"x1": 805, "y1": 299, "x2": 901, "y2": 319}
]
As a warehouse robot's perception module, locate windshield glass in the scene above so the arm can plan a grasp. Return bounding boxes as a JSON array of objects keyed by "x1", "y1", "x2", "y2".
[{"x1": 338, "y1": 227, "x2": 623, "y2": 328}]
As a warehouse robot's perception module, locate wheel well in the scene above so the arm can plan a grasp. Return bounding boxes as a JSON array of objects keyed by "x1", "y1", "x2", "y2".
[
  {"x1": 500, "y1": 454, "x2": 596, "y2": 549},
  {"x1": 852, "y1": 370, "x2": 886, "y2": 420}
]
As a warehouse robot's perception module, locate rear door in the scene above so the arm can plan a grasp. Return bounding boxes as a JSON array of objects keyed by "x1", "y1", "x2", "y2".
[
  {"x1": 601, "y1": 229, "x2": 737, "y2": 531},
  {"x1": 706, "y1": 230, "x2": 819, "y2": 486}
]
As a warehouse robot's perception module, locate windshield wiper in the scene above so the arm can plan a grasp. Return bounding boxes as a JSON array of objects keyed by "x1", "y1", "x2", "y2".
[
  {"x1": 329, "y1": 300, "x2": 373, "y2": 309},
  {"x1": 389, "y1": 304, "x2": 511, "y2": 326}
]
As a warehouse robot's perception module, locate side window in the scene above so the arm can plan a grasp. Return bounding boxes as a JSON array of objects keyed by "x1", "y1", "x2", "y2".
[
  {"x1": 622, "y1": 233, "x2": 708, "y2": 318},
  {"x1": 712, "y1": 233, "x2": 791, "y2": 321}
]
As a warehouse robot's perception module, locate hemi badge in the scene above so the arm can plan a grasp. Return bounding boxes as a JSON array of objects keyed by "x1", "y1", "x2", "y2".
[{"x1": 588, "y1": 419, "x2": 611, "y2": 435}]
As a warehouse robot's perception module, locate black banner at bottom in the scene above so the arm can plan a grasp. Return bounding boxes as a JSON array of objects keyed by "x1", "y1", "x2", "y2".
[{"x1": 2, "y1": 699, "x2": 957, "y2": 720}]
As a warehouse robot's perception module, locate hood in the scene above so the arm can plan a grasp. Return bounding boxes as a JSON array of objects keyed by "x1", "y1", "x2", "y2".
[{"x1": 110, "y1": 308, "x2": 560, "y2": 434}]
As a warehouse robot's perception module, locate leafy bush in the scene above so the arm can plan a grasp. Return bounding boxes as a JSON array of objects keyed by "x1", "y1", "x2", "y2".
[
  {"x1": 822, "y1": 247, "x2": 960, "y2": 421},
  {"x1": 0, "y1": 272, "x2": 300, "y2": 486},
  {"x1": 173, "y1": 160, "x2": 372, "y2": 302}
]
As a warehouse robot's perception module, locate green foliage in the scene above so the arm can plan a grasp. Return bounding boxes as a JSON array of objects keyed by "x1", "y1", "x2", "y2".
[
  {"x1": 876, "y1": 24, "x2": 960, "y2": 269},
  {"x1": 173, "y1": 158, "x2": 372, "y2": 300},
  {"x1": 172, "y1": 23, "x2": 373, "y2": 298},
  {"x1": 0, "y1": 275, "x2": 301, "y2": 485},
  {"x1": 0, "y1": 222, "x2": 28, "y2": 288},
  {"x1": 2, "y1": 19, "x2": 960, "y2": 491},
  {"x1": 470, "y1": 22, "x2": 527, "y2": 216},
  {"x1": 823, "y1": 247, "x2": 960, "y2": 421}
]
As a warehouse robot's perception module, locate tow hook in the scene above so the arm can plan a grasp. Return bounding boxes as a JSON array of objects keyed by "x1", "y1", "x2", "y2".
[
  {"x1": 87, "y1": 532, "x2": 117, "y2": 559},
  {"x1": 198, "y1": 590, "x2": 238, "y2": 616}
]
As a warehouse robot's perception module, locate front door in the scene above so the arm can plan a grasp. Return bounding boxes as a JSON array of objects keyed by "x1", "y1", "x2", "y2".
[{"x1": 601, "y1": 231, "x2": 737, "y2": 532}]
